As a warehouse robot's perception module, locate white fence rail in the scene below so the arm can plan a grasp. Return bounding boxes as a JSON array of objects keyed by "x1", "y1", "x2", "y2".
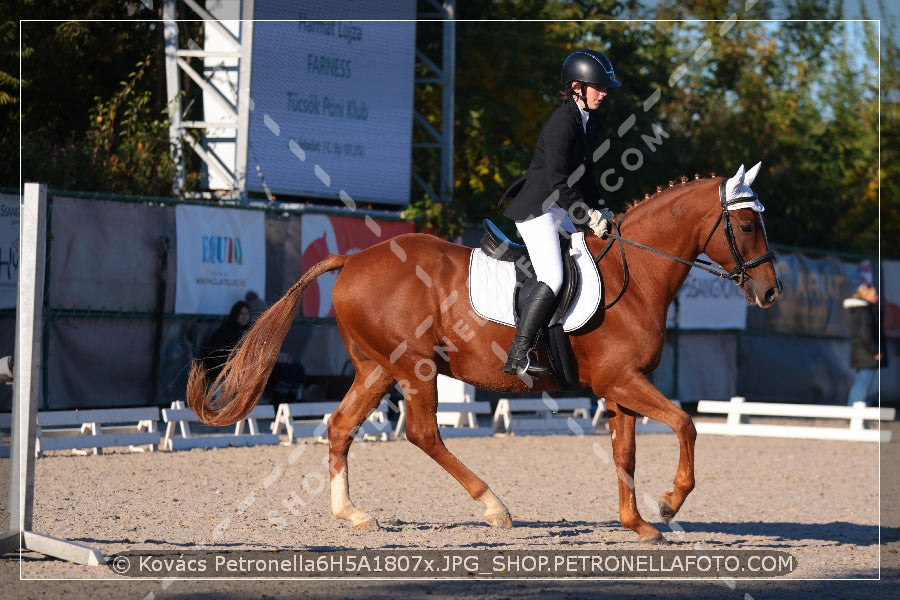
[{"x1": 695, "y1": 397, "x2": 895, "y2": 443}]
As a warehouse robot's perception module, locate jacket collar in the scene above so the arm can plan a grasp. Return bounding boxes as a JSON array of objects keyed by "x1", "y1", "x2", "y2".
[
  {"x1": 843, "y1": 298, "x2": 872, "y2": 309},
  {"x1": 564, "y1": 100, "x2": 590, "y2": 149}
]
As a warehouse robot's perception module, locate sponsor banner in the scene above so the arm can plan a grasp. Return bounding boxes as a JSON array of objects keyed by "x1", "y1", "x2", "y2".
[
  {"x1": 175, "y1": 205, "x2": 265, "y2": 315},
  {"x1": 0, "y1": 194, "x2": 19, "y2": 309},
  {"x1": 300, "y1": 214, "x2": 413, "y2": 318},
  {"x1": 664, "y1": 252, "x2": 898, "y2": 336},
  {"x1": 667, "y1": 256, "x2": 749, "y2": 329}
]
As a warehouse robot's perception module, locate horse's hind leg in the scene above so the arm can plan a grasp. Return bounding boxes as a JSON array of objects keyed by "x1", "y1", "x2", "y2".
[
  {"x1": 402, "y1": 378, "x2": 512, "y2": 528},
  {"x1": 327, "y1": 354, "x2": 393, "y2": 531}
]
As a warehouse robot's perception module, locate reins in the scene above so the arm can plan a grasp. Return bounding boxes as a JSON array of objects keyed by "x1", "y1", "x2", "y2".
[
  {"x1": 593, "y1": 181, "x2": 775, "y2": 309},
  {"x1": 593, "y1": 221, "x2": 629, "y2": 310}
]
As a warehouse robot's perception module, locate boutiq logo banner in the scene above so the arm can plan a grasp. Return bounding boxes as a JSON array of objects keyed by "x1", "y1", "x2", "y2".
[
  {"x1": 109, "y1": 549, "x2": 797, "y2": 579},
  {"x1": 202, "y1": 235, "x2": 244, "y2": 265},
  {"x1": 175, "y1": 205, "x2": 266, "y2": 315}
]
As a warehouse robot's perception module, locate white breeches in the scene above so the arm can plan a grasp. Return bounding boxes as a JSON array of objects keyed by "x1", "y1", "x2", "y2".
[{"x1": 514, "y1": 205, "x2": 577, "y2": 295}]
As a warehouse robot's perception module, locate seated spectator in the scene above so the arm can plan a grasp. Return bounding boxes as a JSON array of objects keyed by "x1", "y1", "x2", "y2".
[
  {"x1": 199, "y1": 301, "x2": 252, "y2": 381},
  {"x1": 267, "y1": 351, "x2": 306, "y2": 404},
  {"x1": 245, "y1": 289, "x2": 268, "y2": 321},
  {"x1": 199, "y1": 299, "x2": 306, "y2": 404}
]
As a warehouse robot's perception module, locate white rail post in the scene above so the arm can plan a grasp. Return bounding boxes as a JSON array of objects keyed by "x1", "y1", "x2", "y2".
[
  {"x1": 848, "y1": 401, "x2": 866, "y2": 431},
  {"x1": 0, "y1": 183, "x2": 105, "y2": 565},
  {"x1": 726, "y1": 396, "x2": 747, "y2": 426}
]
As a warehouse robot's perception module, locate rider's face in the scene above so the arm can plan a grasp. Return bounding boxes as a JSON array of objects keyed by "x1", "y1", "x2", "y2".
[{"x1": 574, "y1": 82, "x2": 607, "y2": 110}]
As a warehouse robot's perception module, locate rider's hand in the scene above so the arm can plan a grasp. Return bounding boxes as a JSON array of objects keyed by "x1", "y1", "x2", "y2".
[{"x1": 588, "y1": 207, "x2": 614, "y2": 238}]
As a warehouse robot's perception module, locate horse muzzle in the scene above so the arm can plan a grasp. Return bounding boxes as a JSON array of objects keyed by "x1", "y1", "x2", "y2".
[{"x1": 745, "y1": 276, "x2": 782, "y2": 308}]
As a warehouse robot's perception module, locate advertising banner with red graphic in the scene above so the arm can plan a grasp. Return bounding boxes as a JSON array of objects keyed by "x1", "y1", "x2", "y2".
[
  {"x1": 175, "y1": 205, "x2": 266, "y2": 315},
  {"x1": 300, "y1": 214, "x2": 414, "y2": 318}
]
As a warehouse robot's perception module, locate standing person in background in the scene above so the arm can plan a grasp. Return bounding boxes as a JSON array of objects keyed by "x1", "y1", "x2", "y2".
[{"x1": 843, "y1": 283, "x2": 886, "y2": 406}]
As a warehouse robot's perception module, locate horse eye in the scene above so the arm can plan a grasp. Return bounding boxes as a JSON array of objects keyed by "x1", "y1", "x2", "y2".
[{"x1": 739, "y1": 223, "x2": 754, "y2": 234}]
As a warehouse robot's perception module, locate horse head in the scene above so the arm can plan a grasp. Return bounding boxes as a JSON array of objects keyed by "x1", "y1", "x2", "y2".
[
  {"x1": 699, "y1": 162, "x2": 782, "y2": 308},
  {"x1": 586, "y1": 162, "x2": 782, "y2": 311}
]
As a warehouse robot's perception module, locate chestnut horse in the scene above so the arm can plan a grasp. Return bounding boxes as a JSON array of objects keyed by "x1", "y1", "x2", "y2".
[{"x1": 187, "y1": 164, "x2": 781, "y2": 543}]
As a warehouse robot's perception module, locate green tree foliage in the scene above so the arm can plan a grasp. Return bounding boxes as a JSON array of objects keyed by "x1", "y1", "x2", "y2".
[
  {"x1": 872, "y1": 2, "x2": 900, "y2": 258},
  {"x1": 409, "y1": 0, "x2": 891, "y2": 256},
  {"x1": 2, "y1": 0, "x2": 894, "y2": 256},
  {"x1": 1, "y1": 0, "x2": 169, "y2": 192},
  {"x1": 648, "y1": 0, "x2": 885, "y2": 256},
  {"x1": 0, "y1": 20, "x2": 28, "y2": 107}
]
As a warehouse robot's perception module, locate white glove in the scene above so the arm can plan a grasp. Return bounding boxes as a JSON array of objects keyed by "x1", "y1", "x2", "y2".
[{"x1": 588, "y1": 207, "x2": 614, "y2": 238}]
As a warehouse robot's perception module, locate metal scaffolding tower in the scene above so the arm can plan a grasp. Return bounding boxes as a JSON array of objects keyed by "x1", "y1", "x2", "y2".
[
  {"x1": 413, "y1": 1, "x2": 456, "y2": 204},
  {"x1": 163, "y1": 0, "x2": 253, "y2": 201},
  {"x1": 162, "y1": 0, "x2": 455, "y2": 205}
]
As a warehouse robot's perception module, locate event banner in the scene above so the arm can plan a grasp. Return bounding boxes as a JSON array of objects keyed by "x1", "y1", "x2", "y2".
[
  {"x1": 246, "y1": 0, "x2": 417, "y2": 204},
  {"x1": 300, "y1": 214, "x2": 414, "y2": 318},
  {"x1": 175, "y1": 205, "x2": 266, "y2": 315},
  {"x1": 0, "y1": 194, "x2": 19, "y2": 309},
  {"x1": 759, "y1": 252, "x2": 881, "y2": 337},
  {"x1": 666, "y1": 255, "x2": 749, "y2": 330}
]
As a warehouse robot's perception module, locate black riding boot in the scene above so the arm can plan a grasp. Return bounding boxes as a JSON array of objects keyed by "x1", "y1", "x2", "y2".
[{"x1": 503, "y1": 282, "x2": 557, "y2": 376}]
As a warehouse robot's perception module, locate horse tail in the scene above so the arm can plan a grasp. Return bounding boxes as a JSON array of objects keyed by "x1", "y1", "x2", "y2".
[{"x1": 186, "y1": 254, "x2": 348, "y2": 426}]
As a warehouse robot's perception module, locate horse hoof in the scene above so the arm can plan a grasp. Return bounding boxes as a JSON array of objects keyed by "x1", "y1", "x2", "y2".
[
  {"x1": 658, "y1": 500, "x2": 677, "y2": 524},
  {"x1": 353, "y1": 518, "x2": 380, "y2": 532},
  {"x1": 486, "y1": 512, "x2": 513, "y2": 528},
  {"x1": 639, "y1": 532, "x2": 668, "y2": 545}
]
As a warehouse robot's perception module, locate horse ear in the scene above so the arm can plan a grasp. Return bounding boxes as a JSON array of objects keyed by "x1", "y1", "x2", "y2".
[{"x1": 744, "y1": 161, "x2": 762, "y2": 187}]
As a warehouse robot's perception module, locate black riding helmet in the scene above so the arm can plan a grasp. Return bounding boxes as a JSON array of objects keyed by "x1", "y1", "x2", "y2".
[{"x1": 561, "y1": 49, "x2": 622, "y2": 89}]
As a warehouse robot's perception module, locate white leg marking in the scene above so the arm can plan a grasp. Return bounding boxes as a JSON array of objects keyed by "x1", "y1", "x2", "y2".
[
  {"x1": 477, "y1": 489, "x2": 512, "y2": 527},
  {"x1": 330, "y1": 467, "x2": 378, "y2": 529}
]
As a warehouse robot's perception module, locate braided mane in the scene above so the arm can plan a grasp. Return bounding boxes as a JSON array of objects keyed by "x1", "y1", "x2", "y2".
[{"x1": 623, "y1": 174, "x2": 717, "y2": 213}]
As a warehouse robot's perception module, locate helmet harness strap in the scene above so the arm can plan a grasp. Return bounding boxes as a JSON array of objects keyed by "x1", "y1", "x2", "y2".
[{"x1": 578, "y1": 81, "x2": 588, "y2": 106}]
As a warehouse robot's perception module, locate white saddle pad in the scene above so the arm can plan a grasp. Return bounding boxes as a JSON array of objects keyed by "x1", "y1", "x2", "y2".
[{"x1": 468, "y1": 231, "x2": 602, "y2": 332}]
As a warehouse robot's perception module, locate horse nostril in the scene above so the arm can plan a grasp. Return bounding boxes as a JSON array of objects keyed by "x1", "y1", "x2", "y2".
[{"x1": 765, "y1": 286, "x2": 780, "y2": 304}]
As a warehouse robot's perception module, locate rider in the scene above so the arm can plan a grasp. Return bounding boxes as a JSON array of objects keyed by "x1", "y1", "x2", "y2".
[{"x1": 501, "y1": 49, "x2": 620, "y2": 376}]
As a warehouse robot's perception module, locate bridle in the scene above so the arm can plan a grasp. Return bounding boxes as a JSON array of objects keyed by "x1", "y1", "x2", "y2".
[
  {"x1": 593, "y1": 180, "x2": 776, "y2": 309},
  {"x1": 698, "y1": 181, "x2": 776, "y2": 285}
]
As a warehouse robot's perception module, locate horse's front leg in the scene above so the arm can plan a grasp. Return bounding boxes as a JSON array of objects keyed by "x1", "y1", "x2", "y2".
[
  {"x1": 604, "y1": 400, "x2": 665, "y2": 542},
  {"x1": 609, "y1": 374, "x2": 697, "y2": 529}
]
